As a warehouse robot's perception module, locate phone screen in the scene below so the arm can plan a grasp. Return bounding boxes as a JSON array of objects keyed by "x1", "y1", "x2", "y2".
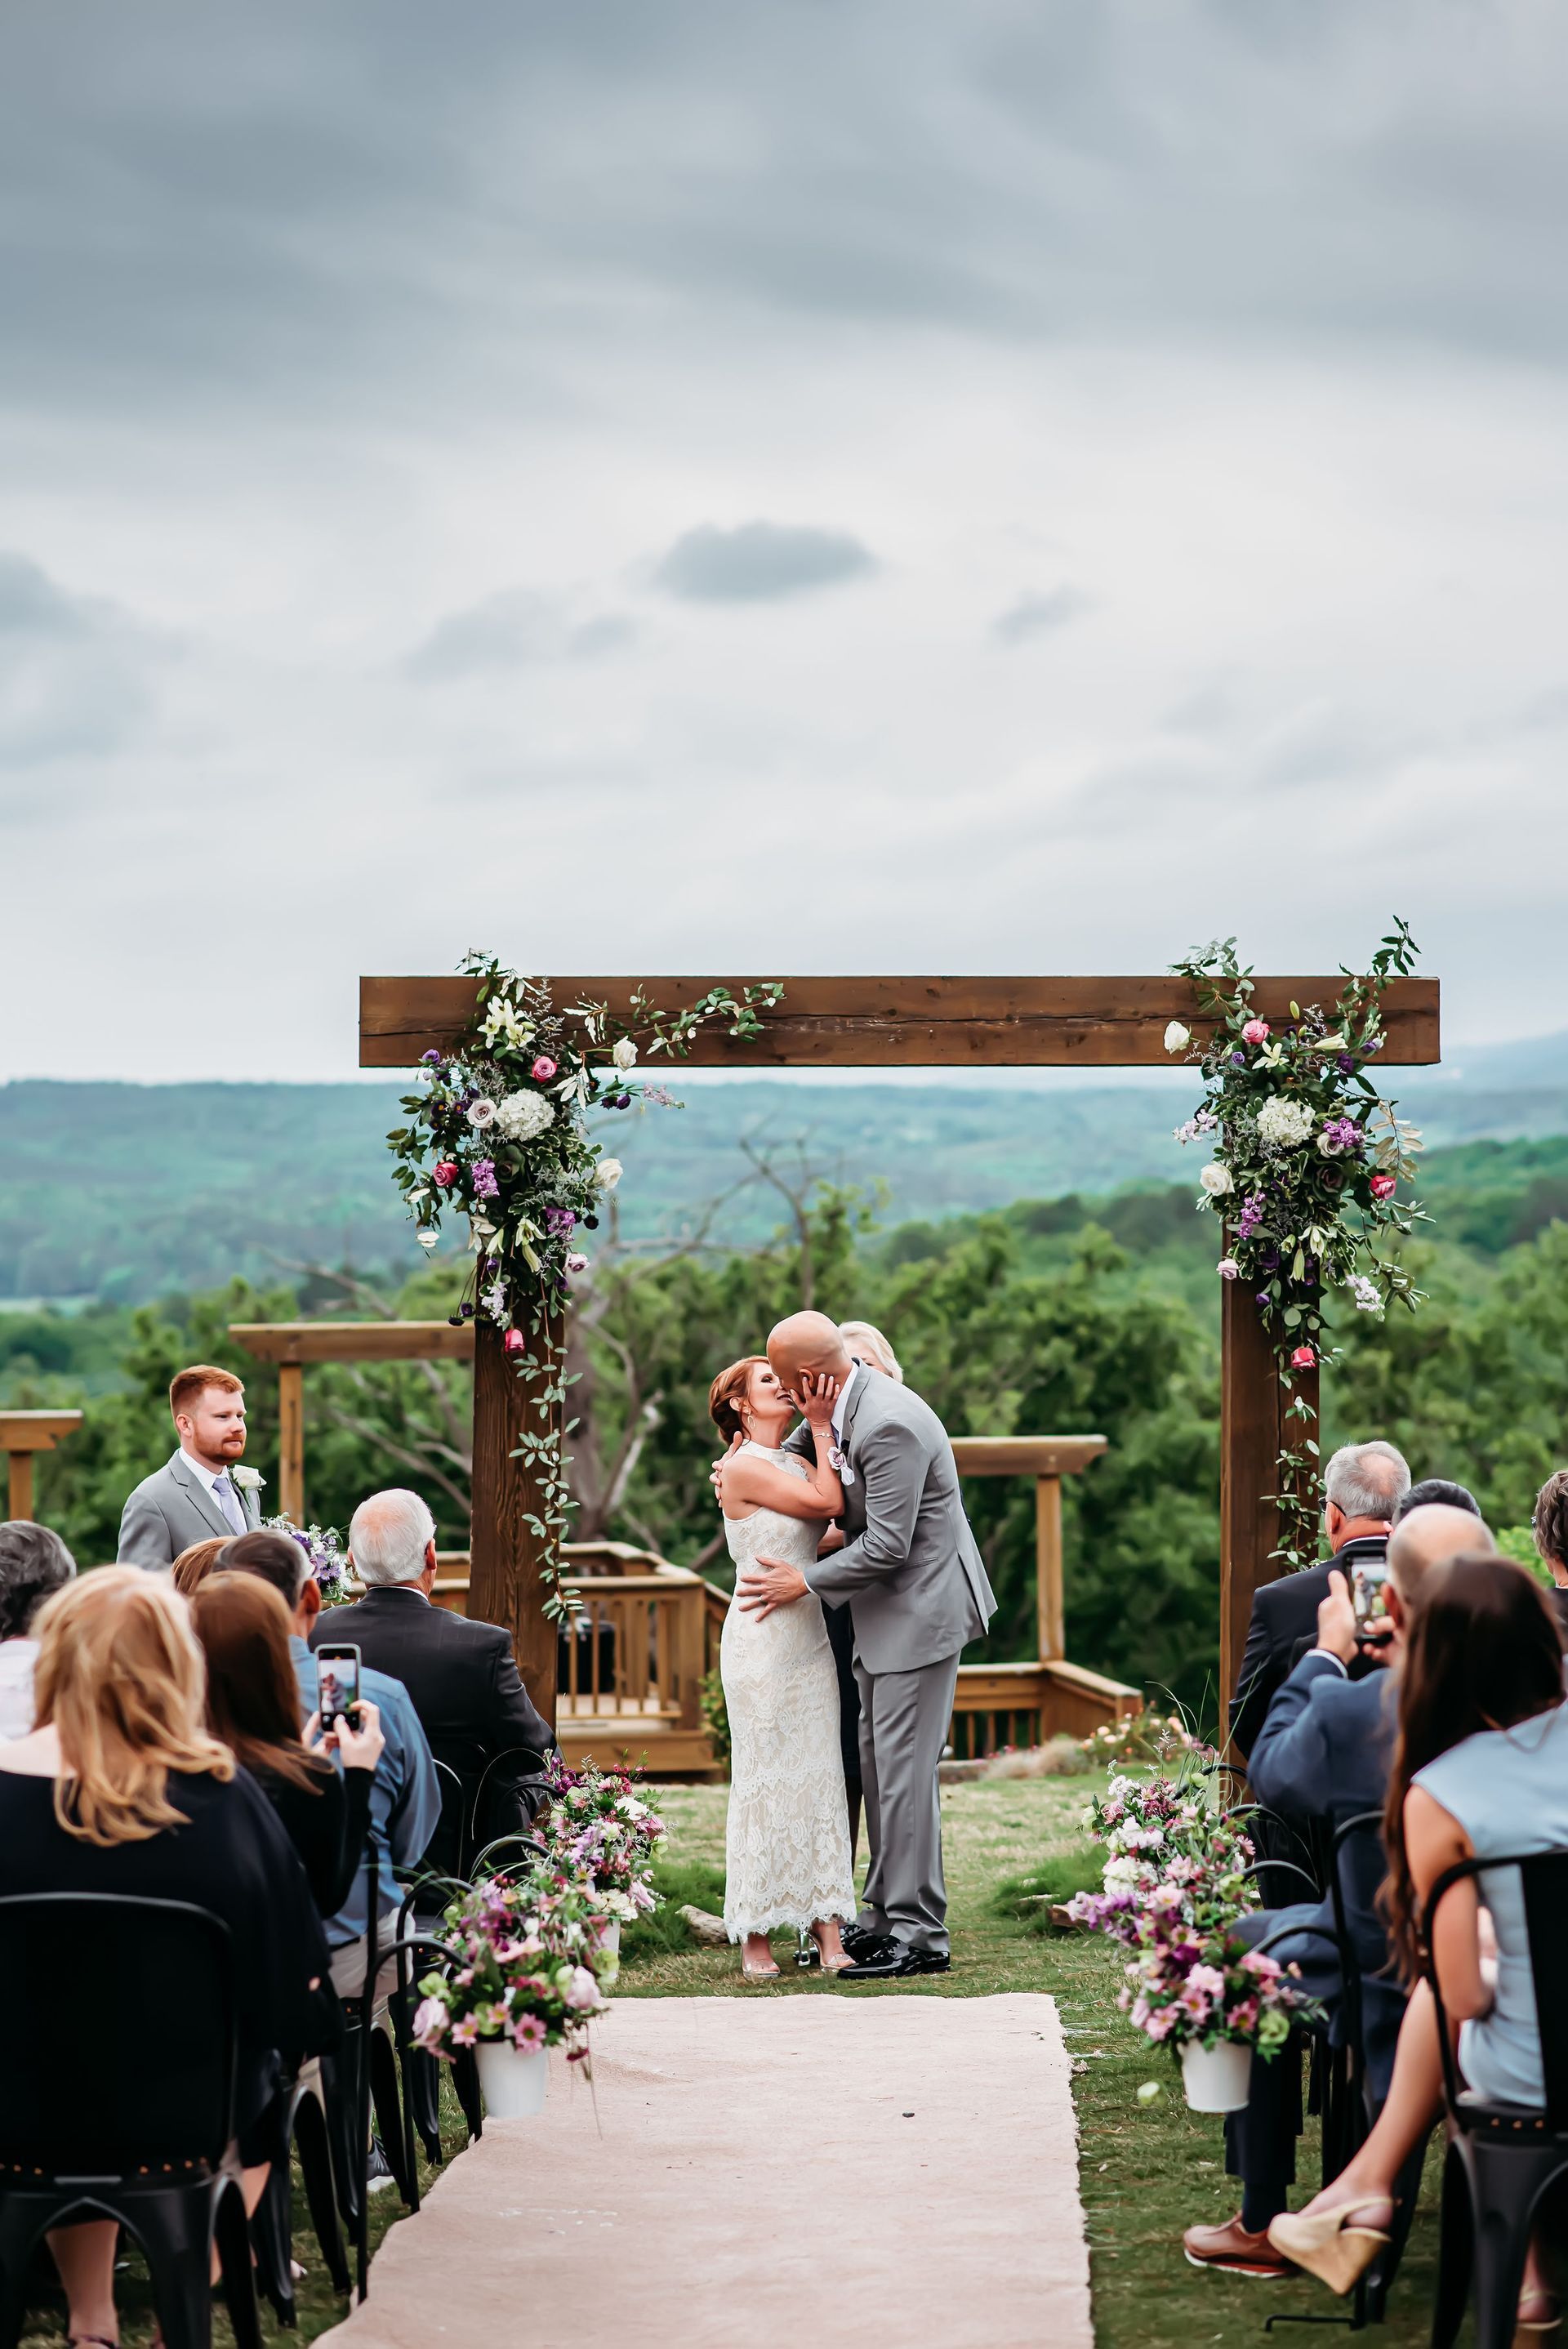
[
  {"x1": 315, "y1": 1644, "x2": 362, "y2": 1727},
  {"x1": 1350, "y1": 1558, "x2": 1394, "y2": 1642}
]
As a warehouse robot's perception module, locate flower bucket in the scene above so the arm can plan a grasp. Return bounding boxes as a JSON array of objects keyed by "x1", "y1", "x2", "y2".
[
  {"x1": 594, "y1": 1919, "x2": 621, "y2": 1960},
  {"x1": 474, "y1": 2040, "x2": 548, "y2": 2119},
  {"x1": 1179, "y1": 2038, "x2": 1252, "y2": 2113}
]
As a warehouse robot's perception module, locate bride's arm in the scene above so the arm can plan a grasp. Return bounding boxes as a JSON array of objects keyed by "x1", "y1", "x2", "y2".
[{"x1": 724, "y1": 1450, "x2": 843, "y2": 1520}]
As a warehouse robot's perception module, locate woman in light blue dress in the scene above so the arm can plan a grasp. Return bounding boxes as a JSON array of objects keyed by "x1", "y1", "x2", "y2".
[{"x1": 1271, "y1": 1550, "x2": 1566, "y2": 2322}]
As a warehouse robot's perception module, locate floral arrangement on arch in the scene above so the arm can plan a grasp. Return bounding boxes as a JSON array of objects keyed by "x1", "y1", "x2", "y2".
[
  {"x1": 387, "y1": 956, "x2": 782, "y2": 1616},
  {"x1": 412, "y1": 1869, "x2": 612, "y2": 2066},
  {"x1": 1165, "y1": 922, "x2": 1427, "y2": 1567},
  {"x1": 541, "y1": 1754, "x2": 665, "y2": 1926},
  {"x1": 263, "y1": 1514, "x2": 354, "y2": 1607},
  {"x1": 1067, "y1": 1774, "x2": 1310, "y2": 2057}
]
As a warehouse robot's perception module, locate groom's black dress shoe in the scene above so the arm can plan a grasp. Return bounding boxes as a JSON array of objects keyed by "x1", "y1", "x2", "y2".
[
  {"x1": 837, "y1": 1941, "x2": 951, "y2": 1981},
  {"x1": 841, "y1": 1922, "x2": 894, "y2": 1963}
]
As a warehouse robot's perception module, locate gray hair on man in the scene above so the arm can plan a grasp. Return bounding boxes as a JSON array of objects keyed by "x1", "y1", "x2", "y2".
[
  {"x1": 349, "y1": 1487, "x2": 437, "y2": 1586},
  {"x1": 1323, "y1": 1439, "x2": 1411, "y2": 1524}
]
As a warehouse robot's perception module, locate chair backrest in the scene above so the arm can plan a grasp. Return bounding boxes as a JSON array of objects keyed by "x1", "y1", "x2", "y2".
[
  {"x1": 427, "y1": 1758, "x2": 468, "y2": 1879},
  {"x1": 0, "y1": 1892, "x2": 236, "y2": 2173},
  {"x1": 1329, "y1": 1809, "x2": 1393, "y2": 2063},
  {"x1": 1423, "y1": 1849, "x2": 1568, "y2": 2133},
  {"x1": 468, "y1": 1745, "x2": 546, "y2": 1856}
]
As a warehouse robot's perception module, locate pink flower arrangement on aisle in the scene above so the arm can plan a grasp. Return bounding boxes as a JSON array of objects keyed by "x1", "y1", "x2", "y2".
[
  {"x1": 412, "y1": 1870, "x2": 612, "y2": 2068},
  {"x1": 541, "y1": 1754, "x2": 665, "y2": 1923},
  {"x1": 1067, "y1": 1773, "x2": 1314, "y2": 2058}
]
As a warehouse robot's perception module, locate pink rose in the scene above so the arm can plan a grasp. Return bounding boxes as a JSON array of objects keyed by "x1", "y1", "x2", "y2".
[
  {"x1": 1290, "y1": 1344, "x2": 1316, "y2": 1370},
  {"x1": 503, "y1": 1328, "x2": 526, "y2": 1357},
  {"x1": 432, "y1": 1161, "x2": 459, "y2": 1187},
  {"x1": 1216, "y1": 1257, "x2": 1241, "y2": 1280},
  {"x1": 1370, "y1": 1173, "x2": 1396, "y2": 1200},
  {"x1": 1241, "y1": 1018, "x2": 1271, "y2": 1045},
  {"x1": 531, "y1": 1056, "x2": 558, "y2": 1082}
]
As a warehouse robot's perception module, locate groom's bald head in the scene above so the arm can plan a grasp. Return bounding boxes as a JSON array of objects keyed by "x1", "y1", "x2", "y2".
[{"x1": 768, "y1": 1312, "x2": 853, "y2": 1388}]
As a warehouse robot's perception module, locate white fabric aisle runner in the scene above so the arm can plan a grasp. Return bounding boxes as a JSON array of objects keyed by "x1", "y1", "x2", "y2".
[{"x1": 318, "y1": 1991, "x2": 1093, "y2": 2349}]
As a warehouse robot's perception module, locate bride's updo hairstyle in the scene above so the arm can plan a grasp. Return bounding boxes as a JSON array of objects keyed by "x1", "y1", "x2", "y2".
[{"x1": 709, "y1": 1356, "x2": 769, "y2": 1442}]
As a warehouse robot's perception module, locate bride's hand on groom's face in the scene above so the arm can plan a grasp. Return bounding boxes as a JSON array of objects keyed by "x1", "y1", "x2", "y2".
[
  {"x1": 737, "y1": 1555, "x2": 811, "y2": 1617},
  {"x1": 794, "y1": 1370, "x2": 840, "y2": 1429}
]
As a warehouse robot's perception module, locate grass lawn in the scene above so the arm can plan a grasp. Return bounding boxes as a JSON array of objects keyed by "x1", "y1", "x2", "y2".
[{"x1": 20, "y1": 1775, "x2": 1444, "y2": 2347}]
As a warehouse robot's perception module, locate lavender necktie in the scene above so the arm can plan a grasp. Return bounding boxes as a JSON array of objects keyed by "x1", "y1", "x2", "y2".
[{"x1": 212, "y1": 1473, "x2": 245, "y2": 1534}]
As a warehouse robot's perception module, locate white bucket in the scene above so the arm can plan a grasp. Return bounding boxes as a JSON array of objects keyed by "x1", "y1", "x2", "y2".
[
  {"x1": 595, "y1": 1919, "x2": 621, "y2": 1960},
  {"x1": 1179, "y1": 2037, "x2": 1253, "y2": 2112},
  {"x1": 474, "y1": 2039, "x2": 549, "y2": 2119}
]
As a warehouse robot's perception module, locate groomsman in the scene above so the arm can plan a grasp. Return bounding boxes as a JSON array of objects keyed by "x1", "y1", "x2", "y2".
[{"x1": 118, "y1": 1363, "x2": 263, "y2": 1567}]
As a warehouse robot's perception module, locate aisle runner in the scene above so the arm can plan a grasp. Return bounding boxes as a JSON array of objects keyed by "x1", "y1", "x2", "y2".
[{"x1": 319, "y1": 1993, "x2": 1091, "y2": 2349}]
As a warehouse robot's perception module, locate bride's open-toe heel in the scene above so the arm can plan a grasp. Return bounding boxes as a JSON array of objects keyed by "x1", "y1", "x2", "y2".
[
  {"x1": 741, "y1": 1959, "x2": 780, "y2": 1982},
  {"x1": 809, "y1": 1926, "x2": 855, "y2": 1973},
  {"x1": 1267, "y1": 2199, "x2": 1392, "y2": 2294}
]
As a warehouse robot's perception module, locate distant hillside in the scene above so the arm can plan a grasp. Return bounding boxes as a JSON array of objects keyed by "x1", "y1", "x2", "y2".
[{"x1": 7, "y1": 1052, "x2": 1568, "y2": 1301}]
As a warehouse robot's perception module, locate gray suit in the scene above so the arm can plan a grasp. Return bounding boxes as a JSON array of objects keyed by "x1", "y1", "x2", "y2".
[
  {"x1": 118, "y1": 1451, "x2": 262, "y2": 1568},
  {"x1": 793, "y1": 1372, "x2": 995, "y2": 1954}
]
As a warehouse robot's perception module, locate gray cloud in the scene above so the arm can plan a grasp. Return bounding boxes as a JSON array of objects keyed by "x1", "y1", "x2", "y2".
[
  {"x1": 653, "y1": 522, "x2": 876, "y2": 604},
  {"x1": 402, "y1": 591, "x2": 636, "y2": 682},
  {"x1": 991, "y1": 586, "x2": 1089, "y2": 645},
  {"x1": 0, "y1": 552, "x2": 155, "y2": 769}
]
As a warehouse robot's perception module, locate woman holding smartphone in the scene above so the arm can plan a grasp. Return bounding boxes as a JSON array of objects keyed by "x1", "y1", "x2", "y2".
[{"x1": 192, "y1": 1572, "x2": 385, "y2": 1918}]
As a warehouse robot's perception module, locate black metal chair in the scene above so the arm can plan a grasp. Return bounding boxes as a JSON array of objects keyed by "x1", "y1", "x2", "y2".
[
  {"x1": 0, "y1": 1892, "x2": 262, "y2": 2349},
  {"x1": 1425, "y1": 1848, "x2": 1568, "y2": 2349},
  {"x1": 430, "y1": 1758, "x2": 468, "y2": 1878},
  {"x1": 391, "y1": 1874, "x2": 474, "y2": 2178},
  {"x1": 348, "y1": 1932, "x2": 450, "y2": 2302},
  {"x1": 248, "y1": 2061, "x2": 348, "y2": 2327},
  {"x1": 468, "y1": 1828, "x2": 550, "y2": 1881}
]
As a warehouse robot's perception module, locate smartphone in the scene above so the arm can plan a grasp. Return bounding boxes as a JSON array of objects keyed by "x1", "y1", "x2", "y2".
[
  {"x1": 315, "y1": 1643, "x2": 363, "y2": 1730},
  {"x1": 1350, "y1": 1558, "x2": 1394, "y2": 1643}
]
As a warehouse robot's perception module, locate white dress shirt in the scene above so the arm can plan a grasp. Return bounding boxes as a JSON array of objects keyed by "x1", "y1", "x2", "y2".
[
  {"x1": 830, "y1": 1360, "x2": 860, "y2": 1445},
  {"x1": 181, "y1": 1448, "x2": 246, "y2": 1531}
]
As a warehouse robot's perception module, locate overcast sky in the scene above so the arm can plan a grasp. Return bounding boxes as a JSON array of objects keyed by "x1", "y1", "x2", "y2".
[{"x1": 4, "y1": 0, "x2": 1567, "y2": 1083}]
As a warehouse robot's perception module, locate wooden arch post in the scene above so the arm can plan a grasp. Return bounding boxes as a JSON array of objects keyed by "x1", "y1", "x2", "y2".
[{"x1": 360, "y1": 973, "x2": 1438, "y2": 1728}]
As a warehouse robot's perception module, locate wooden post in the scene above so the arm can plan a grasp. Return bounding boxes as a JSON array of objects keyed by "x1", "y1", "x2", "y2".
[
  {"x1": 1221, "y1": 1278, "x2": 1321, "y2": 1737},
  {"x1": 2, "y1": 1413, "x2": 82, "y2": 1524},
  {"x1": 278, "y1": 1364, "x2": 305, "y2": 1524},
  {"x1": 1035, "y1": 1474, "x2": 1065, "y2": 1662},
  {"x1": 468, "y1": 1317, "x2": 560, "y2": 1721},
  {"x1": 7, "y1": 1452, "x2": 33, "y2": 1523}
]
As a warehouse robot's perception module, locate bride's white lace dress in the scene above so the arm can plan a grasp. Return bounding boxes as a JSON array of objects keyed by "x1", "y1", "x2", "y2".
[{"x1": 720, "y1": 1442, "x2": 857, "y2": 1940}]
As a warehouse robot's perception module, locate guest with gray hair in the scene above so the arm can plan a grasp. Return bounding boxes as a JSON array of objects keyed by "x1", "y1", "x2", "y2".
[
  {"x1": 312, "y1": 1487, "x2": 553, "y2": 1878},
  {"x1": 0, "y1": 1522, "x2": 76, "y2": 1739},
  {"x1": 1230, "y1": 1437, "x2": 1411, "y2": 1763}
]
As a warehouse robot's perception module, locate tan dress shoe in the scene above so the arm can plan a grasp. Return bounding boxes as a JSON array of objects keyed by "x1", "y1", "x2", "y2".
[{"x1": 1183, "y1": 2215, "x2": 1295, "y2": 2278}]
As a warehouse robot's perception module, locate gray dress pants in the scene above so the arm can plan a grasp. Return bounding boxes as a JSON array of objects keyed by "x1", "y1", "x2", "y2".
[{"x1": 853, "y1": 1650, "x2": 960, "y2": 1955}]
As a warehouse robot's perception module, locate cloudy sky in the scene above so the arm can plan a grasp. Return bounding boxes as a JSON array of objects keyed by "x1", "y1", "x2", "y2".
[{"x1": 5, "y1": 0, "x2": 1567, "y2": 1083}]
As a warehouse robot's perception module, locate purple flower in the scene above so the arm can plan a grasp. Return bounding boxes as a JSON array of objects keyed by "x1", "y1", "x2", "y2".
[
  {"x1": 1337, "y1": 1053, "x2": 1356, "y2": 1075},
  {"x1": 1230, "y1": 1051, "x2": 1246, "y2": 1068},
  {"x1": 544, "y1": 1206, "x2": 577, "y2": 1237},
  {"x1": 421, "y1": 1049, "x2": 444, "y2": 1067},
  {"x1": 472, "y1": 1158, "x2": 500, "y2": 1201}
]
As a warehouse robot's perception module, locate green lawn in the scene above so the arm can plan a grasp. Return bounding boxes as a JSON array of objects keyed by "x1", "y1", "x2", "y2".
[{"x1": 20, "y1": 1776, "x2": 1445, "y2": 2347}]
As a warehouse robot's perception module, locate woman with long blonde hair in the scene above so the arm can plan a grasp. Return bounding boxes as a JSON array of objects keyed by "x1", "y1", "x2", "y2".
[{"x1": 0, "y1": 1568, "x2": 332, "y2": 2347}]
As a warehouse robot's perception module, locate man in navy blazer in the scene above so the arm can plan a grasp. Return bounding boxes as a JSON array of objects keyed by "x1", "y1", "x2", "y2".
[{"x1": 1185, "y1": 1501, "x2": 1492, "y2": 2279}]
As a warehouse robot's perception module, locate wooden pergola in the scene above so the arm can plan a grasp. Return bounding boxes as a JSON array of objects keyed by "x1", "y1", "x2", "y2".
[
  {"x1": 1, "y1": 1411, "x2": 82, "y2": 1523},
  {"x1": 359, "y1": 972, "x2": 1441, "y2": 1730}
]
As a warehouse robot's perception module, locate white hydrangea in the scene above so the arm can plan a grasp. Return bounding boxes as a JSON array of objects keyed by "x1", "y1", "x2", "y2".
[
  {"x1": 1256, "y1": 1094, "x2": 1316, "y2": 1149},
  {"x1": 494, "y1": 1089, "x2": 557, "y2": 1143}
]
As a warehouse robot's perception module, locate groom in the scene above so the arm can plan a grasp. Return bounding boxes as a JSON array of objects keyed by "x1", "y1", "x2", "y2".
[{"x1": 737, "y1": 1311, "x2": 995, "y2": 1980}]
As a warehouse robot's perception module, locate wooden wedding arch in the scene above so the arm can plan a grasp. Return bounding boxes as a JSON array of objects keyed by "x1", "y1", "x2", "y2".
[{"x1": 357, "y1": 972, "x2": 1440, "y2": 1738}]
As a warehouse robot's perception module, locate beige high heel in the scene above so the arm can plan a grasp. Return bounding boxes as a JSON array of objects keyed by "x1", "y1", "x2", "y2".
[{"x1": 1267, "y1": 2200, "x2": 1392, "y2": 2294}]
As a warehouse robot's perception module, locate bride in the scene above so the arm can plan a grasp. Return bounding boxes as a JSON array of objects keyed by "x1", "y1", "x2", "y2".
[{"x1": 709, "y1": 1354, "x2": 857, "y2": 1981}]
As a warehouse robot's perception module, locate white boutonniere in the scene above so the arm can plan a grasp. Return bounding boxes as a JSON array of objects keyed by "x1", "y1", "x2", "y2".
[{"x1": 231, "y1": 1466, "x2": 264, "y2": 1493}]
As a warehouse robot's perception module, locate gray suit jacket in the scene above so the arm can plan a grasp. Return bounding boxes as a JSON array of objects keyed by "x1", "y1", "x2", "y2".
[
  {"x1": 118, "y1": 1451, "x2": 262, "y2": 1568},
  {"x1": 795, "y1": 1373, "x2": 995, "y2": 1674}
]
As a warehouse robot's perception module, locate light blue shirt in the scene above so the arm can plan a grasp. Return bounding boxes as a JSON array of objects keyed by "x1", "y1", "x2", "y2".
[{"x1": 289, "y1": 1634, "x2": 441, "y2": 1948}]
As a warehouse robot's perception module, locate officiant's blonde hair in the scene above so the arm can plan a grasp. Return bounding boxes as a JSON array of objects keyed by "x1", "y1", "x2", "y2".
[
  {"x1": 840, "y1": 1320, "x2": 903, "y2": 1382},
  {"x1": 709, "y1": 1357, "x2": 768, "y2": 1442}
]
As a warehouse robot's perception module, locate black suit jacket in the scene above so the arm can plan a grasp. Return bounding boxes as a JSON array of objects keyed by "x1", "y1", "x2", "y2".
[
  {"x1": 1229, "y1": 1536, "x2": 1388, "y2": 1765},
  {"x1": 311, "y1": 1588, "x2": 552, "y2": 1879}
]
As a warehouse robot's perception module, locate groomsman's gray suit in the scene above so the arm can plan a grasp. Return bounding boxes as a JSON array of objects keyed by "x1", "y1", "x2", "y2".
[
  {"x1": 791, "y1": 1372, "x2": 994, "y2": 1955},
  {"x1": 118, "y1": 1451, "x2": 261, "y2": 1568}
]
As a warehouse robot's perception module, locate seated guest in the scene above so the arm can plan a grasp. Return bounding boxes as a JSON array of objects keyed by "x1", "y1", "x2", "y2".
[
  {"x1": 1270, "y1": 1553, "x2": 1566, "y2": 2326},
  {"x1": 1184, "y1": 1502, "x2": 1489, "y2": 2277},
  {"x1": 1529, "y1": 1467, "x2": 1568, "y2": 1635},
  {"x1": 1391, "y1": 1476, "x2": 1481, "y2": 1524},
  {"x1": 192, "y1": 1571, "x2": 384, "y2": 1916},
  {"x1": 1230, "y1": 1439, "x2": 1410, "y2": 1763},
  {"x1": 172, "y1": 1534, "x2": 230, "y2": 1598},
  {"x1": 224, "y1": 1528, "x2": 439, "y2": 1995},
  {"x1": 314, "y1": 1489, "x2": 552, "y2": 1878},
  {"x1": 118, "y1": 1362, "x2": 261, "y2": 1568},
  {"x1": 0, "y1": 1568, "x2": 331, "y2": 2348},
  {"x1": 0, "y1": 1522, "x2": 75, "y2": 1739}
]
